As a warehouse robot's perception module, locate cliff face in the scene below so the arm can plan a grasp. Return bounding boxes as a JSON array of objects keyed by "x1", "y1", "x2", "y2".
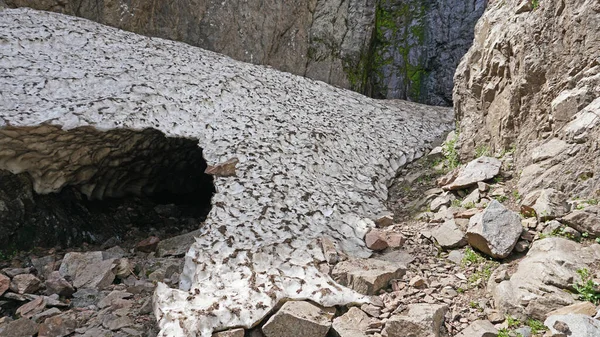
[
  {"x1": 454, "y1": 0, "x2": 600, "y2": 197},
  {"x1": 4, "y1": 0, "x2": 484, "y2": 106}
]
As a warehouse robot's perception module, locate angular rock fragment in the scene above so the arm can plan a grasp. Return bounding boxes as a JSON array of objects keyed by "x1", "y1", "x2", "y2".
[
  {"x1": 561, "y1": 206, "x2": 600, "y2": 237},
  {"x1": 430, "y1": 192, "x2": 455, "y2": 212},
  {"x1": 431, "y1": 219, "x2": 467, "y2": 249},
  {"x1": 331, "y1": 307, "x2": 370, "y2": 337},
  {"x1": 466, "y1": 200, "x2": 522, "y2": 258},
  {"x1": 0, "y1": 274, "x2": 9, "y2": 296},
  {"x1": 0, "y1": 318, "x2": 39, "y2": 337},
  {"x1": 135, "y1": 236, "x2": 160, "y2": 253},
  {"x1": 16, "y1": 296, "x2": 46, "y2": 319},
  {"x1": 38, "y1": 311, "x2": 81, "y2": 337},
  {"x1": 442, "y1": 157, "x2": 501, "y2": 190},
  {"x1": 10, "y1": 274, "x2": 42, "y2": 294},
  {"x1": 332, "y1": 259, "x2": 406, "y2": 295},
  {"x1": 156, "y1": 229, "x2": 202, "y2": 257},
  {"x1": 546, "y1": 302, "x2": 597, "y2": 318},
  {"x1": 521, "y1": 189, "x2": 567, "y2": 221},
  {"x1": 382, "y1": 304, "x2": 447, "y2": 337},
  {"x1": 45, "y1": 271, "x2": 75, "y2": 298},
  {"x1": 212, "y1": 328, "x2": 245, "y2": 337},
  {"x1": 455, "y1": 320, "x2": 498, "y2": 337},
  {"x1": 262, "y1": 301, "x2": 334, "y2": 337}
]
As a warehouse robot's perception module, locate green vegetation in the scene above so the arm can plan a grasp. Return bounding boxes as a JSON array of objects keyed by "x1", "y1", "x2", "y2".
[
  {"x1": 497, "y1": 328, "x2": 510, "y2": 337},
  {"x1": 573, "y1": 268, "x2": 600, "y2": 304},
  {"x1": 463, "y1": 201, "x2": 476, "y2": 209},
  {"x1": 475, "y1": 145, "x2": 490, "y2": 158},
  {"x1": 442, "y1": 134, "x2": 460, "y2": 169},
  {"x1": 531, "y1": 0, "x2": 540, "y2": 10},
  {"x1": 451, "y1": 199, "x2": 462, "y2": 207},
  {"x1": 461, "y1": 247, "x2": 498, "y2": 288},
  {"x1": 462, "y1": 247, "x2": 485, "y2": 265},
  {"x1": 512, "y1": 190, "x2": 521, "y2": 200},
  {"x1": 596, "y1": 237, "x2": 600, "y2": 244},
  {"x1": 506, "y1": 315, "x2": 521, "y2": 329},
  {"x1": 496, "y1": 195, "x2": 508, "y2": 203},
  {"x1": 526, "y1": 318, "x2": 547, "y2": 334}
]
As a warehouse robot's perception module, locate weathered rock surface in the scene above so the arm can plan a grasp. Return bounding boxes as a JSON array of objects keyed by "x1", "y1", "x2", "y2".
[
  {"x1": 381, "y1": 303, "x2": 448, "y2": 337},
  {"x1": 454, "y1": 0, "x2": 600, "y2": 198},
  {"x1": 442, "y1": 157, "x2": 501, "y2": 190},
  {"x1": 455, "y1": 320, "x2": 498, "y2": 337},
  {"x1": 545, "y1": 314, "x2": 600, "y2": 337},
  {"x1": 546, "y1": 302, "x2": 597, "y2": 318},
  {"x1": 466, "y1": 200, "x2": 521, "y2": 258},
  {"x1": 332, "y1": 259, "x2": 406, "y2": 295},
  {"x1": 261, "y1": 301, "x2": 333, "y2": 337},
  {"x1": 0, "y1": 9, "x2": 453, "y2": 337},
  {"x1": 431, "y1": 219, "x2": 467, "y2": 249},
  {"x1": 493, "y1": 238, "x2": 600, "y2": 320},
  {"x1": 0, "y1": 274, "x2": 8, "y2": 296},
  {"x1": 4, "y1": 0, "x2": 485, "y2": 105},
  {"x1": 520, "y1": 188, "x2": 568, "y2": 221},
  {"x1": 562, "y1": 206, "x2": 600, "y2": 237},
  {"x1": 331, "y1": 307, "x2": 370, "y2": 337}
]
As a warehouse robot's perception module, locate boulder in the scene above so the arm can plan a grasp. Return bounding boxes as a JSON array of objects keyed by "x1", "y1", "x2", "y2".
[
  {"x1": 442, "y1": 157, "x2": 501, "y2": 190},
  {"x1": 382, "y1": 304, "x2": 448, "y2": 337},
  {"x1": 544, "y1": 314, "x2": 600, "y2": 337},
  {"x1": 455, "y1": 320, "x2": 498, "y2": 337},
  {"x1": 430, "y1": 192, "x2": 456, "y2": 212},
  {"x1": 520, "y1": 189, "x2": 567, "y2": 221},
  {"x1": 59, "y1": 252, "x2": 115, "y2": 290},
  {"x1": 493, "y1": 238, "x2": 600, "y2": 320},
  {"x1": 45, "y1": 271, "x2": 74, "y2": 298},
  {"x1": 562, "y1": 206, "x2": 600, "y2": 237},
  {"x1": 332, "y1": 259, "x2": 406, "y2": 295},
  {"x1": 15, "y1": 296, "x2": 46, "y2": 319},
  {"x1": 546, "y1": 302, "x2": 597, "y2": 318},
  {"x1": 262, "y1": 301, "x2": 334, "y2": 337},
  {"x1": 331, "y1": 307, "x2": 370, "y2": 337},
  {"x1": 0, "y1": 318, "x2": 39, "y2": 337},
  {"x1": 466, "y1": 200, "x2": 522, "y2": 258},
  {"x1": 431, "y1": 219, "x2": 467, "y2": 249},
  {"x1": 0, "y1": 273, "x2": 9, "y2": 296}
]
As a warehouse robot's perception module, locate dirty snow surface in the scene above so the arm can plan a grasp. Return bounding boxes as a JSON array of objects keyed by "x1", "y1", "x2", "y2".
[{"x1": 0, "y1": 9, "x2": 453, "y2": 336}]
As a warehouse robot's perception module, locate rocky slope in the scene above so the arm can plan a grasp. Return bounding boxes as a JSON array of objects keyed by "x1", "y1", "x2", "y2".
[
  {"x1": 454, "y1": 0, "x2": 600, "y2": 198},
  {"x1": 3, "y1": 0, "x2": 485, "y2": 105},
  {"x1": 0, "y1": 8, "x2": 452, "y2": 336}
]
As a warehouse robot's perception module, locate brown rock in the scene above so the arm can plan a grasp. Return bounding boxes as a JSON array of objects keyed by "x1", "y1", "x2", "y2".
[
  {"x1": 10, "y1": 274, "x2": 41, "y2": 294},
  {"x1": 262, "y1": 301, "x2": 334, "y2": 337},
  {"x1": 212, "y1": 328, "x2": 245, "y2": 337},
  {"x1": 45, "y1": 271, "x2": 74, "y2": 297},
  {"x1": 0, "y1": 317, "x2": 40, "y2": 337},
  {"x1": 38, "y1": 311, "x2": 80, "y2": 337},
  {"x1": 135, "y1": 236, "x2": 160, "y2": 253},
  {"x1": 364, "y1": 229, "x2": 388, "y2": 251},
  {"x1": 546, "y1": 302, "x2": 597, "y2": 318},
  {"x1": 205, "y1": 158, "x2": 239, "y2": 177},
  {"x1": 16, "y1": 297, "x2": 46, "y2": 319},
  {"x1": 332, "y1": 259, "x2": 406, "y2": 295},
  {"x1": 0, "y1": 273, "x2": 9, "y2": 296}
]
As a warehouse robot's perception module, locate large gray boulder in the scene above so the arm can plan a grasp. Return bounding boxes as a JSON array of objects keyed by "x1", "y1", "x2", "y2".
[
  {"x1": 562, "y1": 206, "x2": 600, "y2": 237},
  {"x1": 466, "y1": 200, "x2": 522, "y2": 259},
  {"x1": 544, "y1": 314, "x2": 600, "y2": 337},
  {"x1": 493, "y1": 238, "x2": 600, "y2": 320},
  {"x1": 0, "y1": 9, "x2": 453, "y2": 336},
  {"x1": 442, "y1": 157, "x2": 501, "y2": 191}
]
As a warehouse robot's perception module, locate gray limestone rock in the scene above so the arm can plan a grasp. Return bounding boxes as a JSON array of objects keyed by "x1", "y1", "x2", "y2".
[
  {"x1": 466, "y1": 200, "x2": 522, "y2": 259},
  {"x1": 262, "y1": 301, "x2": 334, "y2": 337},
  {"x1": 562, "y1": 206, "x2": 600, "y2": 237}
]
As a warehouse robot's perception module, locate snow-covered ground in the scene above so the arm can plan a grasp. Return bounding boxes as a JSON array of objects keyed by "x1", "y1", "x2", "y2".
[{"x1": 0, "y1": 8, "x2": 453, "y2": 336}]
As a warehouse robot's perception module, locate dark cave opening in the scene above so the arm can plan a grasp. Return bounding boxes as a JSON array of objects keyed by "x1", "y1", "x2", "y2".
[{"x1": 0, "y1": 125, "x2": 215, "y2": 253}]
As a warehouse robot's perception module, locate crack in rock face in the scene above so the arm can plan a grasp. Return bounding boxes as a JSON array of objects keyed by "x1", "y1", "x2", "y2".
[{"x1": 0, "y1": 8, "x2": 453, "y2": 337}]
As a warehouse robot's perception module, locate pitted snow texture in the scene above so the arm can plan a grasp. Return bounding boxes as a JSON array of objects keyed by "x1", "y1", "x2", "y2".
[{"x1": 0, "y1": 9, "x2": 453, "y2": 337}]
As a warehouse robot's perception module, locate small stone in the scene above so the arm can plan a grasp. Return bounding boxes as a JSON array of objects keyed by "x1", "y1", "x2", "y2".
[
  {"x1": 212, "y1": 328, "x2": 245, "y2": 337},
  {"x1": 0, "y1": 274, "x2": 9, "y2": 296},
  {"x1": 455, "y1": 320, "x2": 498, "y2": 337},
  {"x1": 16, "y1": 297, "x2": 46, "y2": 319},
  {"x1": 382, "y1": 304, "x2": 448, "y2": 337},
  {"x1": 10, "y1": 274, "x2": 42, "y2": 294},
  {"x1": 360, "y1": 304, "x2": 381, "y2": 317},
  {"x1": 477, "y1": 182, "x2": 489, "y2": 192},
  {"x1": 442, "y1": 157, "x2": 501, "y2": 190},
  {"x1": 430, "y1": 192, "x2": 455, "y2": 212},
  {"x1": 31, "y1": 256, "x2": 57, "y2": 281},
  {"x1": 409, "y1": 276, "x2": 426, "y2": 289},
  {"x1": 32, "y1": 308, "x2": 62, "y2": 323},
  {"x1": 262, "y1": 301, "x2": 334, "y2": 337},
  {"x1": 487, "y1": 310, "x2": 504, "y2": 323},
  {"x1": 38, "y1": 312, "x2": 80, "y2": 337},
  {"x1": 454, "y1": 208, "x2": 480, "y2": 219},
  {"x1": 135, "y1": 236, "x2": 160, "y2": 253},
  {"x1": 320, "y1": 237, "x2": 339, "y2": 264},
  {"x1": 546, "y1": 302, "x2": 597, "y2": 318},
  {"x1": 2, "y1": 268, "x2": 33, "y2": 278},
  {"x1": 375, "y1": 215, "x2": 394, "y2": 228},
  {"x1": 561, "y1": 227, "x2": 581, "y2": 240},
  {"x1": 157, "y1": 229, "x2": 203, "y2": 257},
  {"x1": 431, "y1": 219, "x2": 467, "y2": 249},
  {"x1": 205, "y1": 157, "x2": 239, "y2": 177},
  {"x1": 514, "y1": 240, "x2": 529, "y2": 253},
  {"x1": 542, "y1": 220, "x2": 563, "y2": 235},
  {"x1": 97, "y1": 290, "x2": 133, "y2": 309},
  {"x1": 332, "y1": 307, "x2": 370, "y2": 337},
  {"x1": 522, "y1": 218, "x2": 538, "y2": 229},
  {"x1": 0, "y1": 318, "x2": 39, "y2": 337},
  {"x1": 447, "y1": 251, "x2": 463, "y2": 264},
  {"x1": 71, "y1": 289, "x2": 104, "y2": 308},
  {"x1": 102, "y1": 314, "x2": 133, "y2": 330},
  {"x1": 365, "y1": 229, "x2": 389, "y2": 251},
  {"x1": 45, "y1": 271, "x2": 75, "y2": 297},
  {"x1": 332, "y1": 259, "x2": 406, "y2": 295}
]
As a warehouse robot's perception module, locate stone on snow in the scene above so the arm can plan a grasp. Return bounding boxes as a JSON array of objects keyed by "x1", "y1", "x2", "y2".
[{"x1": 466, "y1": 200, "x2": 522, "y2": 259}]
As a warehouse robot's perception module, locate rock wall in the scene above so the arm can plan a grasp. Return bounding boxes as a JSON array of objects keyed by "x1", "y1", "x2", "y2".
[
  {"x1": 369, "y1": 0, "x2": 486, "y2": 105},
  {"x1": 454, "y1": 0, "x2": 600, "y2": 197},
  {"x1": 4, "y1": 0, "x2": 484, "y2": 105}
]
